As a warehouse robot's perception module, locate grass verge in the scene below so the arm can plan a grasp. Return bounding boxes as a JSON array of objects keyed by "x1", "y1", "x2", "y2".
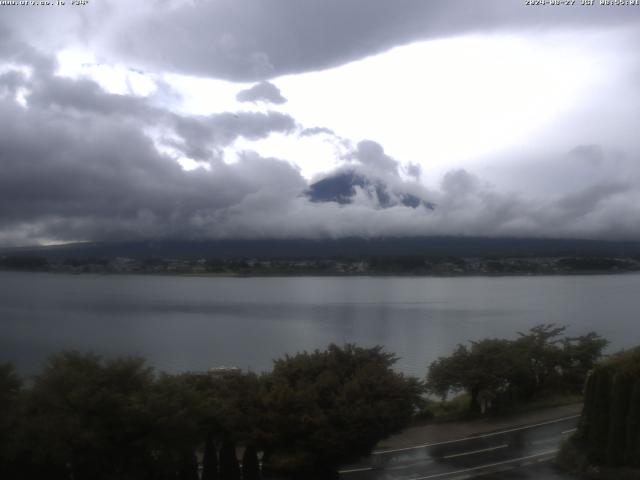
[{"x1": 412, "y1": 393, "x2": 583, "y2": 426}]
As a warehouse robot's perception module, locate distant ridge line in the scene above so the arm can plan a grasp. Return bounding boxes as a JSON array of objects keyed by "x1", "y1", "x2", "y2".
[{"x1": 3, "y1": 236, "x2": 640, "y2": 260}]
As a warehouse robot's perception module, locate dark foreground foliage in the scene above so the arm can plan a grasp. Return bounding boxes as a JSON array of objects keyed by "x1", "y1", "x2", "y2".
[
  {"x1": 261, "y1": 344, "x2": 423, "y2": 473},
  {"x1": 557, "y1": 347, "x2": 640, "y2": 478},
  {"x1": 0, "y1": 344, "x2": 423, "y2": 480},
  {"x1": 426, "y1": 324, "x2": 608, "y2": 414},
  {"x1": 578, "y1": 347, "x2": 640, "y2": 468}
]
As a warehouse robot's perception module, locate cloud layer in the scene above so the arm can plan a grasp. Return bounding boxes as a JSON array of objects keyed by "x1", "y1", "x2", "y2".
[
  {"x1": 7, "y1": 0, "x2": 634, "y2": 82},
  {"x1": 2, "y1": 49, "x2": 640, "y2": 246},
  {"x1": 1, "y1": 5, "x2": 640, "y2": 246}
]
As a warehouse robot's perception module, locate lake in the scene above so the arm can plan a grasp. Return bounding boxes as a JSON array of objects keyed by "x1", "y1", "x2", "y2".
[{"x1": 1, "y1": 271, "x2": 639, "y2": 377}]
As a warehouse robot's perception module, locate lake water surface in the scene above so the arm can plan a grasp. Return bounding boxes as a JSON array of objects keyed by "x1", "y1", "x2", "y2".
[{"x1": 1, "y1": 271, "x2": 639, "y2": 377}]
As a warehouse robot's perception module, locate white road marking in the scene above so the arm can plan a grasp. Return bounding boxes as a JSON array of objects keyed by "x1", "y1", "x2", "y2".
[
  {"x1": 412, "y1": 449, "x2": 559, "y2": 479},
  {"x1": 442, "y1": 444, "x2": 508, "y2": 459},
  {"x1": 562, "y1": 428, "x2": 577, "y2": 434},
  {"x1": 338, "y1": 466, "x2": 373, "y2": 474},
  {"x1": 373, "y1": 415, "x2": 580, "y2": 455}
]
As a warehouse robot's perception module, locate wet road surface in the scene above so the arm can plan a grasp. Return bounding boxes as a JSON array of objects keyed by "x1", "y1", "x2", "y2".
[{"x1": 339, "y1": 415, "x2": 579, "y2": 480}]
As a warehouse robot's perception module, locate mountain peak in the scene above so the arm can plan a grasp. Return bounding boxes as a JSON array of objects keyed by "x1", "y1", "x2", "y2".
[{"x1": 306, "y1": 170, "x2": 434, "y2": 209}]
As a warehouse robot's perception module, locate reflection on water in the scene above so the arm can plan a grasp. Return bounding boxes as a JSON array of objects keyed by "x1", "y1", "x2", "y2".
[{"x1": 1, "y1": 271, "x2": 639, "y2": 376}]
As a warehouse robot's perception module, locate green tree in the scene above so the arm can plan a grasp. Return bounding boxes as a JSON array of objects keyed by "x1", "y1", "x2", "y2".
[
  {"x1": 219, "y1": 441, "x2": 241, "y2": 480},
  {"x1": 514, "y1": 324, "x2": 568, "y2": 395},
  {"x1": 561, "y1": 332, "x2": 609, "y2": 392},
  {"x1": 178, "y1": 450, "x2": 199, "y2": 480},
  {"x1": 0, "y1": 362, "x2": 20, "y2": 410},
  {"x1": 260, "y1": 344, "x2": 423, "y2": 476},
  {"x1": 180, "y1": 370, "x2": 263, "y2": 446},
  {"x1": 624, "y1": 378, "x2": 640, "y2": 467},
  {"x1": 0, "y1": 363, "x2": 22, "y2": 479},
  {"x1": 24, "y1": 351, "x2": 157, "y2": 480},
  {"x1": 201, "y1": 437, "x2": 219, "y2": 480},
  {"x1": 572, "y1": 347, "x2": 640, "y2": 470},
  {"x1": 606, "y1": 370, "x2": 634, "y2": 466},
  {"x1": 427, "y1": 339, "x2": 525, "y2": 413},
  {"x1": 242, "y1": 445, "x2": 260, "y2": 480},
  {"x1": 426, "y1": 325, "x2": 607, "y2": 414},
  {"x1": 587, "y1": 366, "x2": 613, "y2": 463}
]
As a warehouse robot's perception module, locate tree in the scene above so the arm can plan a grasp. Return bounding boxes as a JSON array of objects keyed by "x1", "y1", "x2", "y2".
[
  {"x1": 426, "y1": 325, "x2": 608, "y2": 414},
  {"x1": 145, "y1": 373, "x2": 207, "y2": 479},
  {"x1": 242, "y1": 445, "x2": 260, "y2": 480},
  {"x1": 0, "y1": 363, "x2": 22, "y2": 479},
  {"x1": 180, "y1": 370, "x2": 263, "y2": 446},
  {"x1": 561, "y1": 332, "x2": 609, "y2": 392},
  {"x1": 260, "y1": 344, "x2": 423, "y2": 476},
  {"x1": 606, "y1": 369, "x2": 634, "y2": 466},
  {"x1": 426, "y1": 339, "x2": 525, "y2": 413},
  {"x1": 24, "y1": 351, "x2": 158, "y2": 480},
  {"x1": 425, "y1": 344, "x2": 470, "y2": 400},
  {"x1": 201, "y1": 437, "x2": 219, "y2": 480},
  {"x1": 178, "y1": 450, "x2": 199, "y2": 480},
  {"x1": 572, "y1": 347, "x2": 640, "y2": 470},
  {"x1": 219, "y1": 441, "x2": 240, "y2": 480},
  {"x1": 513, "y1": 324, "x2": 568, "y2": 396},
  {"x1": 3, "y1": 345, "x2": 426, "y2": 479},
  {"x1": 0, "y1": 362, "x2": 20, "y2": 410},
  {"x1": 624, "y1": 378, "x2": 640, "y2": 468}
]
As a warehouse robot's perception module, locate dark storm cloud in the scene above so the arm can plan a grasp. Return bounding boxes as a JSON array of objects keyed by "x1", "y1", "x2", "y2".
[
  {"x1": 0, "y1": 94, "x2": 306, "y2": 244},
  {"x1": 0, "y1": 70, "x2": 26, "y2": 96},
  {"x1": 479, "y1": 144, "x2": 637, "y2": 198},
  {"x1": 0, "y1": 44, "x2": 305, "y2": 245},
  {"x1": 4, "y1": 49, "x2": 296, "y2": 162},
  {"x1": 236, "y1": 81, "x2": 287, "y2": 104},
  {"x1": 0, "y1": 26, "x2": 55, "y2": 75},
  {"x1": 0, "y1": 27, "x2": 155, "y2": 118},
  {"x1": 554, "y1": 182, "x2": 631, "y2": 219},
  {"x1": 168, "y1": 111, "x2": 297, "y2": 161},
  {"x1": 102, "y1": 0, "x2": 640, "y2": 81},
  {"x1": 28, "y1": 74, "x2": 152, "y2": 117},
  {"x1": 422, "y1": 164, "x2": 640, "y2": 241}
]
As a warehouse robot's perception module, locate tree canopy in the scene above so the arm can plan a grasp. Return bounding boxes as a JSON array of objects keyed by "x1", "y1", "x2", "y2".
[
  {"x1": 0, "y1": 333, "x2": 608, "y2": 479},
  {"x1": 558, "y1": 346, "x2": 640, "y2": 476},
  {"x1": 260, "y1": 344, "x2": 424, "y2": 474},
  {"x1": 426, "y1": 324, "x2": 608, "y2": 414},
  {"x1": 0, "y1": 344, "x2": 423, "y2": 479}
]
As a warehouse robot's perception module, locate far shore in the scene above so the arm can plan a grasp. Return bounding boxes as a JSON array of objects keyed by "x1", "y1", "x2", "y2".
[{"x1": 2, "y1": 267, "x2": 640, "y2": 279}]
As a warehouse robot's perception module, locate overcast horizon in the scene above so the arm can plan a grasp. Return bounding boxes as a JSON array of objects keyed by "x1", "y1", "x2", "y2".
[{"x1": 1, "y1": 1, "x2": 640, "y2": 247}]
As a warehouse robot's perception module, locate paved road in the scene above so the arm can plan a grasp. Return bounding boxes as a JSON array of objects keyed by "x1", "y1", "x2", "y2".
[
  {"x1": 339, "y1": 415, "x2": 579, "y2": 480},
  {"x1": 469, "y1": 461, "x2": 578, "y2": 479}
]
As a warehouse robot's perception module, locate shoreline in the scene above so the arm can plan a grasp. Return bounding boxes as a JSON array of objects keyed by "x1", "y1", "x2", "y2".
[{"x1": 2, "y1": 268, "x2": 640, "y2": 279}]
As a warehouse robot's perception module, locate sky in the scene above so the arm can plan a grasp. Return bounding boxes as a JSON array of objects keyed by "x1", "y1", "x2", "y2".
[{"x1": 1, "y1": 0, "x2": 640, "y2": 246}]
